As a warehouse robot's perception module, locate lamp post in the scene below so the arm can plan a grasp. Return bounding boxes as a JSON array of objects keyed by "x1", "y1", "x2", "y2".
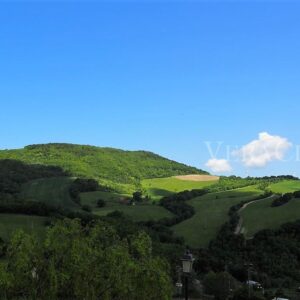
[
  {"x1": 244, "y1": 262, "x2": 253, "y2": 299},
  {"x1": 181, "y1": 251, "x2": 195, "y2": 300}
]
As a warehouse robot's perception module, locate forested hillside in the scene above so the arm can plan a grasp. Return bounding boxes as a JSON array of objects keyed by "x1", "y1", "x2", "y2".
[{"x1": 0, "y1": 144, "x2": 207, "y2": 187}]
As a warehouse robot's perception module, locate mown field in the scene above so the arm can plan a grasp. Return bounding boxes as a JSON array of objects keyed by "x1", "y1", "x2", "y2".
[
  {"x1": 173, "y1": 186, "x2": 263, "y2": 248},
  {"x1": 142, "y1": 176, "x2": 218, "y2": 200},
  {"x1": 241, "y1": 196, "x2": 300, "y2": 238},
  {"x1": 93, "y1": 204, "x2": 174, "y2": 222},
  {"x1": 0, "y1": 213, "x2": 48, "y2": 240},
  {"x1": 268, "y1": 180, "x2": 300, "y2": 193},
  {"x1": 80, "y1": 191, "x2": 129, "y2": 207},
  {"x1": 20, "y1": 177, "x2": 79, "y2": 210},
  {"x1": 81, "y1": 191, "x2": 173, "y2": 222}
]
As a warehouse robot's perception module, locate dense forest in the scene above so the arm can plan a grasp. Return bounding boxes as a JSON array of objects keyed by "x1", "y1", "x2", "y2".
[{"x1": 0, "y1": 144, "x2": 207, "y2": 189}]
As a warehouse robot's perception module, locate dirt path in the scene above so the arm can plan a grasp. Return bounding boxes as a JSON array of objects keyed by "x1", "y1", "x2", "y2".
[{"x1": 234, "y1": 195, "x2": 276, "y2": 235}]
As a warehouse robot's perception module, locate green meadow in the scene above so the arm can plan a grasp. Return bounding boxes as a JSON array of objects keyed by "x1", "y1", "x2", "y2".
[
  {"x1": 93, "y1": 204, "x2": 173, "y2": 222},
  {"x1": 81, "y1": 190, "x2": 173, "y2": 222},
  {"x1": 142, "y1": 177, "x2": 218, "y2": 200},
  {"x1": 173, "y1": 186, "x2": 263, "y2": 248},
  {"x1": 241, "y1": 196, "x2": 300, "y2": 238},
  {"x1": 268, "y1": 180, "x2": 300, "y2": 193},
  {"x1": 20, "y1": 177, "x2": 79, "y2": 210}
]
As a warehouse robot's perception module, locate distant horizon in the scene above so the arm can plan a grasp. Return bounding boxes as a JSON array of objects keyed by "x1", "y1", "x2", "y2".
[
  {"x1": 1, "y1": 141, "x2": 300, "y2": 179},
  {"x1": 1, "y1": 2, "x2": 300, "y2": 177}
]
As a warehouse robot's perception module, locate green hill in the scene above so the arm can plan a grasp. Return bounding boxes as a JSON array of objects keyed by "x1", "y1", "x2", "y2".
[
  {"x1": 268, "y1": 180, "x2": 300, "y2": 193},
  {"x1": 240, "y1": 196, "x2": 300, "y2": 238},
  {"x1": 0, "y1": 143, "x2": 207, "y2": 192},
  {"x1": 172, "y1": 185, "x2": 263, "y2": 248},
  {"x1": 20, "y1": 177, "x2": 79, "y2": 210}
]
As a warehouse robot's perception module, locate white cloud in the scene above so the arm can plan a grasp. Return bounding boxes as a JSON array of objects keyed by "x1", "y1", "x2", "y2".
[
  {"x1": 235, "y1": 132, "x2": 292, "y2": 168},
  {"x1": 205, "y1": 158, "x2": 232, "y2": 173}
]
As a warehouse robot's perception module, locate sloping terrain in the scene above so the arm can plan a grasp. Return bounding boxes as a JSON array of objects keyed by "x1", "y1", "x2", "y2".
[
  {"x1": 268, "y1": 180, "x2": 300, "y2": 193},
  {"x1": 0, "y1": 144, "x2": 207, "y2": 190},
  {"x1": 173, "y1": 185, "x2": 263, "y2": 248},
  {"x1": 20, "y1": 177, "x2": 79, "y2": 210},
  {"x1": 142, "y1": 176, "x2": 218, "y2": 200},
  {"x1": 241, "y1": 196, "x2": 300, "y2": 238}
]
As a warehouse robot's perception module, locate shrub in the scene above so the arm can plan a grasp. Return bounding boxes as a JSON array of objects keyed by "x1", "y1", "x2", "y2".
[
  {"x1": 81, "y1": 205, "x2": 92, "y2": 212},
  {"x1": 97, "y1": 199, "x2": 106, "y2": 208}
]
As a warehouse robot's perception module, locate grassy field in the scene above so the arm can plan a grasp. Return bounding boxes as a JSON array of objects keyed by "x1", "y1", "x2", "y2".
[
  {"x1": 268, "y1": 180, "x2": 300, "y2": 193},
  {"x1": 142, "y1": 177, "x2": 218, "y2": 200},
  {"x1": 0, "y1": 214, "x2": 48, "y2": 240},
  {"x1": 20, "y1": 177, "x2": 79, "y2": 210},
  {"x1": 241, "y1": 196, "x2": 300, "y2": 238},
  {"x1": 172, "y1": 186, "x2": 263, "y2": 248},
  {"x1": 80, "y1": 191, "x2": 129, "y2": 207},
  {"x1": 93, "y1": 204, "x2": 173, "y2": 222},
  {"x1": 81, "y1": 190, "x2": 173, "y2": 222}
]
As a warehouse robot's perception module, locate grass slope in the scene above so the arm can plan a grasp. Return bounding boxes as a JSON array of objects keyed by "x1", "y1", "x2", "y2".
[
  {"x1": 80, "y1": 191, "x2": 129, "y2": 207},
  {"x1": 93, "y1": 205, "x2": 173, "y2": 222},
  {"x1": 173, "y1": 186, "x2": 263, "y2": 248},
  {"x1": 268, "y1": 180, "x2": 300, "y2": 193},
  {"x1": 0, "y1": 213, "x2": 48, "y2": 240},
  {"x1": 241, "y1": 197, "x2": 300, "y2": 238},
  {"x1": 81, "y1": 191, "x2": 173, "y2": 222},
  {"x1": 142, "y1": 177, "x2": 218, "y2": 200},
  {"x1": 0, "y1": 144, "x2": 207, "y2": 192},
  {"x1": 20, "y1": 177, "x2": 79, "y2": 210}
]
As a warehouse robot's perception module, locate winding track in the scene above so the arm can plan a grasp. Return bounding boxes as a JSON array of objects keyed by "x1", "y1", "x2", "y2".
[{"x1": 234, "y1": 194, "x2": 277, "y2": 236}]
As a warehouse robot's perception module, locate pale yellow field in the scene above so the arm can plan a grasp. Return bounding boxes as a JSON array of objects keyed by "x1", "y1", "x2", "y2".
[{"x1": 174, "y1": 175, "x2": 219, "y2": 182}]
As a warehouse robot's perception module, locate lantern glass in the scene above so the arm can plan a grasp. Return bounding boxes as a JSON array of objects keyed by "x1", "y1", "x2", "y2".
[{"x1": 182, "y1": 259, "x2": 192, "y2": 273}]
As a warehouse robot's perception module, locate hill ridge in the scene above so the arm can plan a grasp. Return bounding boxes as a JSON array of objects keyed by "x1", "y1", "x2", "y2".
[{"x1": 0, "y1": 143, "x2": 208, "y2": 192}]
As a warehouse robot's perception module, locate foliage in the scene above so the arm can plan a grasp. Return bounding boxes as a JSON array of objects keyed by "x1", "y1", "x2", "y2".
[
  {"x1": 196, "y1": 215, "x2": 300, "y2": 290},
  {"x1": 97, "y1": 199, "x2": 106, "y2": 208},
  {"x1": 231, "y1": 287, "x2": 265, "y2": 300},
  {"x1": 208, "y1": 176, "x2": 296, "y2": 193},
  {"x1": 0, "y1": 144, "x2": 207, "y2": 189},
  {"x1": 0, "y1": 214, "x2": 47, "y2": 242},
  {"x1": 159, "y1": 189, "x2": 208, "y2": 226},
  {"x1": 69, "y1": 178, "x2": 101, "y2": 204},
  {"x1": 271, "y1": 193, "x2": 293, "y2": 207},
  {"x1": 0, "y1": 219, "x2": 173, "y2": 299},
  {"x1": 203, "y1": 271, "x2": 240, "y2": 300},
  {"x1": 132, "y1": 191, "x2": 143, "y2": 203}
]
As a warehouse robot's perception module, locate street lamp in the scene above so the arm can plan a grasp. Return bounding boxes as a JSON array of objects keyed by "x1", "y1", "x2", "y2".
[
  {"x1": 244, "y1": 262, "x2": 253, "y2": 299},
  {"x1": 181, "y1": 251, "x2": 195, "y2": 300}
]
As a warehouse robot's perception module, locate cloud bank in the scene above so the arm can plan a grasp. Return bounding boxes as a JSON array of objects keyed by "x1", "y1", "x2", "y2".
[
  {"x1": 205, "y1": 158, "x2": 232, "y2": 173},
  {"x1": 235, "y1": 132, "x2": 292, "y2": 168}
]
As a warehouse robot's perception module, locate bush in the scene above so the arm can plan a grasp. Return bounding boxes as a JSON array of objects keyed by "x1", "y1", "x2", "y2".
[
  {"x1": 271, "y1": 193, "x2": 293, "y2": 207},
  {"x1": 293, "y1": 190, "x2": 300, "y2": 198},
  {"x1": 81, "y1": 205, "x2": 92, "y2": 212},
  {"x1": 97, "y1": 199, "x2": 106, "y2": 208}
]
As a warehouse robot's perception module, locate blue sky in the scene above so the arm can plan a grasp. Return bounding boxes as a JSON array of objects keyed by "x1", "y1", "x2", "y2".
[{"x1": 0, "y1": 1, "x2": 300, "y2": 177}]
